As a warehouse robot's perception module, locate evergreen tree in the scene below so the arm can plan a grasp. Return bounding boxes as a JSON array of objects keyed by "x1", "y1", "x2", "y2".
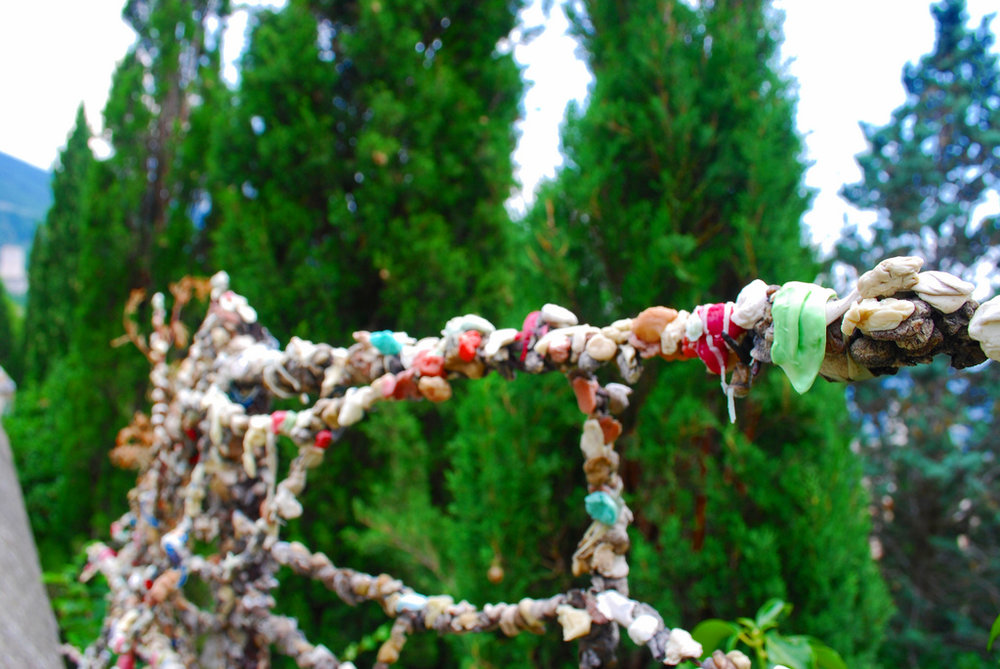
[
  {"x1": 517, "y1": 0, "x2": 892, "y2": 665},
  {"x1": 209, "y1": 0, "x2": 520, "y2": 342},
  {"x1": 9, "y1": 0, "x2": 229, "y2": 568},
  {"x1": 21, "y1": 106, "x2": 94, "y2": 385},
  {"x1": 68, "y1": 0, "x2": 228, "y2": 549},
  {"x1": 10, "y1": 108, "x2": 101, "y2": 568},
  {"x1": 837, "y1": 1, "x2": 1000, "y2": 666},
  {"x1": 206, "y1": 2, "x2": 529, "y2": 664},
  {"x1": 841, "y1": 0, "x2": 1000, "y2": 280},
  {"x1": 0, "y1": 278, "x2": 15, "y2": 377}
]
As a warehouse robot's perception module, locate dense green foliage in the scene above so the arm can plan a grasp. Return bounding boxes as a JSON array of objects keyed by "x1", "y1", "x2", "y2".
[
  {"x1": 21, "y1": 107, "x2": 93, "y2": 385},
  {"x1": 209, "y1": 0, "x2": 520, "y2": 341},
  {"x1": 0, "y1": 278, "x2": 16, "y2": 377},
  {"x1": 0, "y1": 151, "x2": 51, "y2": 248},
  {"x1": 837, "y1": 1, "x2": 1000, "y2": 666},
  {"x1": 10, "y1": 0, "x2": 228, "y2": 570},
  {"x1": 203, "y1": 2, "x2": 535, "y2": 665},
  {"x1": 517, "y1": 1, "x2": 891, "y2": 665}
]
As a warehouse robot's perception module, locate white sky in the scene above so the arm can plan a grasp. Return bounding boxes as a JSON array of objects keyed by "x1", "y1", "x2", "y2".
[{"x1": 0, "y1": 1, "x2": 997, "y2": 252}]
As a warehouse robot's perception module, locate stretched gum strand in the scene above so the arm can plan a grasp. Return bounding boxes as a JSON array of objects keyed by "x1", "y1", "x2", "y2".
[{"x1": 771, "y1": 282, "x2": 835, "y2": 394}]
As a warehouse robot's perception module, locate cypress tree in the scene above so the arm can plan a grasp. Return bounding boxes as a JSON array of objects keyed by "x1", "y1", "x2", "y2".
[
  {"x1": 0, "y1": 278, "x2": 15, "y2": 377},
  {"x1": 9, "y1": 0, "x2": 229, "y2": 566},
  {"x1": 209, "y1": 0, "x2": 520, "y2": 342},
  {"x1": 516, "y1": 1, "x2": 892, "y2": 665},
  {"x1": 838, "y1": 1, "x2": 1000, "y2": 665},
  {"x1": 21, "y1": 106, "x2": 94, "y2": 385},
  {"x1": 9, "y1": 107, "x2": 100, "y2": 568},
  {"x1": 206, "y1": 2, "x2": 525, "y2": 664}
]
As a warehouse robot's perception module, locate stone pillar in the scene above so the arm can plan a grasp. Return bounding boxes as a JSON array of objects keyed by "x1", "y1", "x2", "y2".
[{"x1": 0, "y1": 422, "x2": 62, "y2": 668}]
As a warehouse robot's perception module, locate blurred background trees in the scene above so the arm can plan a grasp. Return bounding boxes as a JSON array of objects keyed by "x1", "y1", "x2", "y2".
[
  {"x1": 204, "y1": 1, "x2": 530, "y2": 664},
  {"x1": 9, "y1": 0, "x2": 228, "y2": 592},
  {"x1": 0, "y1": 278, "x2": 15, "y2": 382},
  {"x1": 837, "y1": 0, "x2": 1000, "y2": 666},
  {"x1": 518, "y1": 1, "x2": 890, "y2": 665},
  {"x1": 21, "y1": 107, "x2": 94, "y2": 387}
]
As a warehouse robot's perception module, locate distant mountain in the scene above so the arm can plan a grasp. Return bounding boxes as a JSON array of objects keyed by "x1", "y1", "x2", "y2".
[{"x1": 0, "y1": 152, "x2": 52, "y2": 248}]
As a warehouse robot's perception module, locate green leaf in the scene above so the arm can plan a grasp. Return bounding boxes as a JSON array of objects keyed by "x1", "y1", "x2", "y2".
[
  {"x1": 989, "y1": 613, "x2": 1000, "y2": 651},
  {"x1": 765, "y1": 633, "x2": 813, "y2": 669},
  {"x1": 810, "y1": 641, "x2": 848, "y2": 669},
  {"x1": 691, "y1": 619, "x2": 740, "y2": 658},
  {"x1": 755, "y1": 598, "x2": 789, "y2": 629}
]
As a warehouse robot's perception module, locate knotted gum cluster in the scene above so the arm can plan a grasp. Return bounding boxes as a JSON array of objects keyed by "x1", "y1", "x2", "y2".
[{"x1": 78, "y1": 258, "x2": 1000, "y2": 668}]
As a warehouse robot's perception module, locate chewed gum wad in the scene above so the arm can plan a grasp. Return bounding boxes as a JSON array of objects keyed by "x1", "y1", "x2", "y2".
[
  {"x1": 970, "y1": 296, "x2": 1000, "y2": 362},
  {"x1": 770, "y1": 281, "x2": 836, "y2": 394}
]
